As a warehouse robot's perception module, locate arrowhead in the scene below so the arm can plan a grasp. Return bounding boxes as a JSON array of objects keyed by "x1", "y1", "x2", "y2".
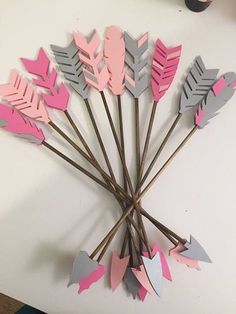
[
  {"x1": 110, "y1": 251, "x2": 130, "y2": 291},
  {"x1": 143, "y1": 243, "x2": 172, "y2": 281},
  {"x1": 180, "y1": 235, "x2": 212, "y2": 263},
  {"x1": 169, "y1": 242, "x2": 201, "y2": 270},
  {"x1": 123, "y1": 267, "x2": 140, "y2": 299},
  {"x1": 132, "y1": 265, "x2": 155, "y2": 294},
  {"x1": 67, "y1": 251, "x2": 99, "y2": 287},
  {"x1": 138, "y1": 286, "x2": 148, "y2": 302},
  {"x1": 142, "y1": 253, "x2": 163, "y2": 296}
]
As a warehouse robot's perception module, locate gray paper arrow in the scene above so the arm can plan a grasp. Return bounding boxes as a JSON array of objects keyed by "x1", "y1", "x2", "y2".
[
  {"x1": 51, "y1": 40, "x2": 89, "y2": 99},
  {"x1": 67, "y1": 251, "x2": 99, "y2": 287},
  {"x1": 180, "y1": 235, "x2": 212, "y2": 263},
  {"x1": 142, "y1": 253, "x2": 162, "y2": 296},
  {"x1": 179, "y1": 56, "x2": 219, "y2": 113},
  {"x1": 123, "y1": 267, "x2": 140, "y2": 299}
]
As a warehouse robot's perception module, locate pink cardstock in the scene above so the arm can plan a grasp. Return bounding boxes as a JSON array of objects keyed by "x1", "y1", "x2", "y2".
[
  {"x1": 78, "y1": 264, "x2": 105, "y2": 294},
  {"x1": 104, "y1": 26, "x2": 125, "y2": 96},
  {"x1": 0, "y1": 103, "x2": 45, "y2": 145},
  {"x1": 74, "y1": 31, "x2": 109, "y2": 91},
  {"x1": 21, "y1": 48, "x2": 70, "y2": 111},
  {"x1": 0, "y1": 69, "x2": 50, "y2": 123},
  {"x1": 132, "y1": 265, "x2": 155, "y2": 294},
  {"x1": 110, "y1": 251, "x2": 129, "y2": 291}
]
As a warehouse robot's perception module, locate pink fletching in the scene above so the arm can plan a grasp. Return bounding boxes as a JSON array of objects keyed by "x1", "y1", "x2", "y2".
[
  {"x1": 151, "y1": 39, "x2": 182, "y2": 102},
  {"x1": 104, "y1": 26, "x2": 125, "y2": 95},
  {"x1": 110, "y1": 251, "x2": 130, "y2": 291},
  {"x1": 0, "y1": 103, "x2": 45, "y2": 145},
  {"x1": 78, "y1": 264, "x2": 105, "y2": 294},
  {"x1": 169, "y1": 242, "x2": 201, "y2": 270},
  {"x1": 0, "y1": 69, "x2": 50, "y2": 123},
  {"x1": 74, "y1": 31, "x2": 109, "y2": 91},
  {"x1": 143, "y1": 243, "x2": 172, "y2": 281},
  {"x1": 21, "y1": 48, "x2": 70, "y2": 111}
]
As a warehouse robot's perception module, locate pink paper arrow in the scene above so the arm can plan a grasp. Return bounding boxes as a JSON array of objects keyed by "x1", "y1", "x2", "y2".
[
  {"x1": 110, "y1": 251, "x2": 130, "y2": 291},
  {"x1": 21, "y1": 48, "x2": 70, "y2": 111},
  {"x1": 132, "y1": 265, "x2": 155, "y2": 294}
]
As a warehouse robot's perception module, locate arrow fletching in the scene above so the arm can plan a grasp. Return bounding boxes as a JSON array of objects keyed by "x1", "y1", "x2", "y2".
[
  {"x1": 73, "y1": 30, "x2": 109, "y2": 91},
  {"x1": 151, "y1": 39, "x2": 182, "y2": 102},
  {"x1": 0, "y1": 69, "x2": 50, "y2": 123},
  {"x1": 51, "y1": 40, "x2": 89, "y2": 99},
  {"x1": 0, "y1": 103, "x2": 45, "y2": 144},
  {"x1": 179, "y1": 56, "x2": 219, "y2": 113},
  {"x1": 142, "y1": 253, "x2": 163, "y2": 296},
  {"x1": 195, "y1": 72, "x2": 236, "y2": 128},
  {"x1": 104, "y1": 26, "x2": 125, "y2": 96},
  {"x1": 21, "y1": 48, "x2": 70, "y2": 111},
  {"x1": 125, "y1": 32, "x2": 149, "y2": 98}
]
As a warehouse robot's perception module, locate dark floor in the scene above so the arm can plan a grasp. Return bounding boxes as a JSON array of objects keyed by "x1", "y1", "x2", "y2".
[{"x1": 0, "y1": 294, "x2": 45, "y2": 314}]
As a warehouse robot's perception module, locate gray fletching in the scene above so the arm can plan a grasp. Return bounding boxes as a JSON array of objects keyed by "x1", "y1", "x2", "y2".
[
  {"x1": 67, "y1": 251, "x2": 98, "y2": 287},
  {"x1": 195, "y1": 72, "x2": 236, "y2": 128},
  {"x1": 51, "y1": 40, "x2": 89, "y2": 99},
  {"x1": 180, "y1": 235, "x2": 212, "y2": 263},
  {"x1": 179, "y1": 56, "x2": 219, "y2": 113},
  {"x1": 142, "y1": 253, "x2": 162, "y2": 296},
  {"x1": 123, "y1": 267, "x2": 140, "y2": 299},
  {"x1": 124, "y1": 32, "x2": 149, "y2": 98},
  {"x1": 0, "y1": 119, "x2": 6, "y2": 127}
]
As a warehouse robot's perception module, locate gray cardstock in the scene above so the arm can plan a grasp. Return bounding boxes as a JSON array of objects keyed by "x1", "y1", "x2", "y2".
[
  {"x1": 67, "y1": 251, "x2": 99, "y2": 287},
  {"x1": 180, "y1": 235, "x2": 212, "y2": 263},
  {"x1": 196, "y1": 72, "x2": 236, "y2": 128},
  {"x1": 179, "y1": 56, "x2": 219, "y2": 113},
  {"x1": 123, "y1": 267, "x2": 140, "y2": 299},
  {"x1": 142, "y1": 253, "x2": 162, "y2": 296},
  {"x1": 51, "y1": 40, "x2": 89, "y2": 99},
  {"x1": 124, "y1": 32, "x2": 149, "y2": 98}
]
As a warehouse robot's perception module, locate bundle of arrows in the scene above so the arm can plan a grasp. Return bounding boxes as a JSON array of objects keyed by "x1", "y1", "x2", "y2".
[{"x1": 0, "y1": 26, "x2": 235, "y2": 301}]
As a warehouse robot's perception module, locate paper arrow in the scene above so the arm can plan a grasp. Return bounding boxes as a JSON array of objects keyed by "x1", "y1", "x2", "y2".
[
  {"x1": 123, "y1": 267, "x2": 140, "y2": 299},
  {"x1": 68, "y1": 251, "x2": 104, "y2": 288},
  {"x1": 132, "y1": 265, "x2": 155, "y2": 294},
  {"x1": 180, "y1": 235, "x2": 212, "y2": 263},
  {"x1": 169, "y1": 242, "x2": 200, "y2": 270},
  {"x1": 110, "y1": 251, "x2": 130, "y2": 291},
  {"x1": 142, "y1": 253, "x2": 163, "y2": 296}
]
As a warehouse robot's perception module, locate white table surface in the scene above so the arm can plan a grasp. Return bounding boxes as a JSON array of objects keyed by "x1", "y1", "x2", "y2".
[{"x1": 0, "y1": 0, "x2": 236, "y2": 313}]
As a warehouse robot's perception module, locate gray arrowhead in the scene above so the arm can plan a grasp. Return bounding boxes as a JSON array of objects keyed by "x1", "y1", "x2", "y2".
[
  {"x1": 67, "y1": 251, "x2": 99, "y2": 287},
  {"x1": 123, "y1": 267, "x2": 140, "y2": 299},
  {"x1": 142, "y1": 253, "x2": 162, "y2": 296},
  {"x1": 180, "y1": 235, "x2": 212, "y2": 263}
]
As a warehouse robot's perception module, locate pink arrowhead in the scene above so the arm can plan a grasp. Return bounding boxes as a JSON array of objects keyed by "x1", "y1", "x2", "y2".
[
  {"x1": 138, "y1": 285, "x2": 148, "y2": 302},
  {"x1": 78, "y1": 264, "x2": 105, "y2": 294},
  {"x1": 132, "y1": 265, "x2": 155, "y2": 294},
  {"x1": 143, "y1": 243, "x2": 172, "y2": 281},
  {"x1": 169, "y1": 242, "x2": 201, "y2": 270},
  {"x1": 110, "y1": 251, "x2": 129, "y2": 291}
]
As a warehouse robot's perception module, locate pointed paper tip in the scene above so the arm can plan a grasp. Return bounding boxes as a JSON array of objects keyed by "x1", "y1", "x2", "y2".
[{"x1": 110, "y1": 252, "x2": 130, "y2": 291}]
